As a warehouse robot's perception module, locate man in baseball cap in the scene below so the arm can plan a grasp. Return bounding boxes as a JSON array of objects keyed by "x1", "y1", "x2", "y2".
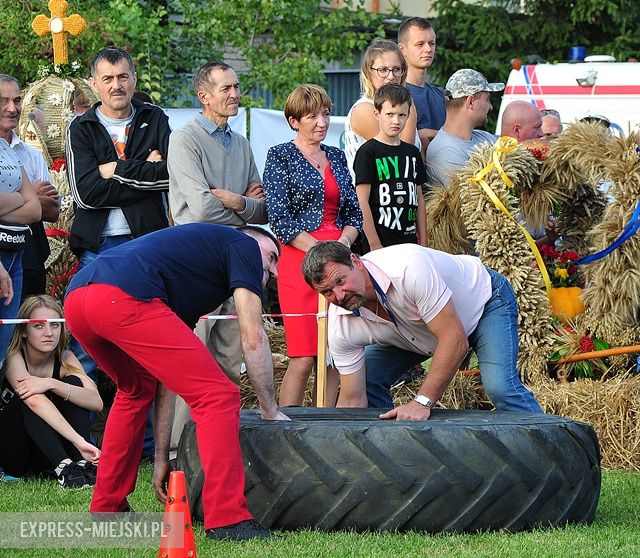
[
  {"x1": 426, "y1": 68, "x2": 504, "y2": 187},
  {"x1": 444, "y1": 68, "x2": 505, "y2": 99}
]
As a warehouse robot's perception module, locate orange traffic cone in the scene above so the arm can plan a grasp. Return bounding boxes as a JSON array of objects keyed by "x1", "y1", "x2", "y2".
[{"x1": 158, "y1": 471, "x2": 197, "y2": 558}]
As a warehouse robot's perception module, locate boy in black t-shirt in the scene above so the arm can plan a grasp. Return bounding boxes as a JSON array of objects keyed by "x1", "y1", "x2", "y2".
[{"x1": 353, "y1": 83, "x2": 427, "y2": 252}]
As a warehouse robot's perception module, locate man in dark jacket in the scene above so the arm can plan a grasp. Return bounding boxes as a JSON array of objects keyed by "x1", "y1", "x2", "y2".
[{"x1": 66, "y1": 46, "x2": 170, "y2": 259}]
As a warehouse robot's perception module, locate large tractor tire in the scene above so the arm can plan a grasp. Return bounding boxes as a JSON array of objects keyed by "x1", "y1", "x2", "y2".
[{"x1": 177, "y1": 408, "x2": 600, "y2": 533}]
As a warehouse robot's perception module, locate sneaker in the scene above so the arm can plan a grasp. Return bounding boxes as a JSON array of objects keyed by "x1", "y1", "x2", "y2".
[
  {"x1": 57, "y1": 462, "x2": 91, "y2": 490},
  {"x1": 0, "y1": 468, "x2": 20, "y2": 482},
  {"x1": 206, "y1": 519, "x2": 272, "y2": 541},
  {"x1": 77, "y1": 461, "x2": 97, "y2": 485}
]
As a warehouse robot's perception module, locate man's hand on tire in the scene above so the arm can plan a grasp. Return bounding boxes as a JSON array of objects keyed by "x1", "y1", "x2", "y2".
[{"x1": 379, "y1": 401, "x2": 431, "y2": 421}]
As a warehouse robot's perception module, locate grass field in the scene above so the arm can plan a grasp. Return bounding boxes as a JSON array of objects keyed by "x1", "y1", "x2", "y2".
[{"x1": 1, "y1": 467, "x2": 639, "y2": 558}]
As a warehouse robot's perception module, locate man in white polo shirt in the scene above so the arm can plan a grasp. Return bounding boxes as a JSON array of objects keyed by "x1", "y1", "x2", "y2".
[{"x1": 302, "y1": 241, "x2": 542, "y2": 420}]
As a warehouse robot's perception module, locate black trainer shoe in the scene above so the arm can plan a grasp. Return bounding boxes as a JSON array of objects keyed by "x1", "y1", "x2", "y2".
[
  {"x1": 57, "y1": 462, "x2": 91, "y2": 490},
  {"x1": 77, "y1": 461, "x2": 97, "y2": 485},
  {"x1": 206, "y1": 519, "x2": 272, "y2": 541}
]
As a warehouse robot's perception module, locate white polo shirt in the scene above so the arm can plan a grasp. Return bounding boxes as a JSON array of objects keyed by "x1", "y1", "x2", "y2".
[
  {"x1": 9, "y1": 132, "x2": 50, "y2": 184},
  {"x1": 328, "y1": 244, "x2": 492, "y2": 374}
]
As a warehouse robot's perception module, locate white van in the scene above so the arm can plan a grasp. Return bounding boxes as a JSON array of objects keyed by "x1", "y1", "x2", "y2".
[{"x1": 496, "y1": 58, "x2": 640, "y2": 135}]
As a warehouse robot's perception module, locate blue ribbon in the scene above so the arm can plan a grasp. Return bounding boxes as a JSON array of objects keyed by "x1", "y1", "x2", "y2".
[{"x1": 576, "y1": 200, "x2": 640, "y2": 265}]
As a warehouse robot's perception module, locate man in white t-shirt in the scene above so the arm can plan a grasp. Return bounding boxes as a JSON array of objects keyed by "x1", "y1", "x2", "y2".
[{"x1": 302, "y1": 241, "x2": 542, "y2": 420}]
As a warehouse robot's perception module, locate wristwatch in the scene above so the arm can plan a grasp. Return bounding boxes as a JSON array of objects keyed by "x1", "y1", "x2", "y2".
[{"x1": 413, "y1": 394, "x2": 434, "y2": 409}]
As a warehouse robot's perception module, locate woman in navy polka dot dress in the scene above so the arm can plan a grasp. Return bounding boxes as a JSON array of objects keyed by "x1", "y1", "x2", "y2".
[{"x1": 263, "y1": 85, "x2": 362, "y2": 407}]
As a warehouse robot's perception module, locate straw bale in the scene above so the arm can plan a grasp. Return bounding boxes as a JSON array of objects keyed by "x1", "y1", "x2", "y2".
[
  {"x1": 575, "y1": 132, "x2": 640, "y2": 349},
  {"x1": 424, "y1": 180, "x2": 473, "y2": 255},
  {"x1": 540, "y1": 122, "x2": 612, "y2": 190},
  {"x1": 240, "y1": 352, "x2": 318, "y2": 409},
  {"x1": 556, "y1": 183, "x2": 607, "y2": 254},
  {"x1": 532, "y1": 375, "x2": 640, "y2": 470},
  {"x1": 44, "y1": 168, "x2": 77, "y2": 301},
  {"x1": 19, "y1": 76, "x2": 97, "y2": 165},
  {"x1": 459, "y1": 143, "x2": 555, "y2": 383},
  {"x1": 391, "y1": 372, "x2": 489, "y2": 410}
]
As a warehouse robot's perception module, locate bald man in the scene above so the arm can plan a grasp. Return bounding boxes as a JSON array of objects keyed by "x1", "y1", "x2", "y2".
[
  {"x1": 500, "y1": 101, "x2": 543, "y2": 141},
  {"x1": 541, "y1": 112, "x2": 563, "y2": 138}
]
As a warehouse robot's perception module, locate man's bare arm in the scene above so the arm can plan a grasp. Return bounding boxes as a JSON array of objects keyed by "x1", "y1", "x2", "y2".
[
  {"x1": 233, "y1": 288, "x2": 289, "y2": 421},
  {"x1": 380, "y1": 300, "x2": 469, "y2": 421},
  {"x1": 336, "y1": 366, "x2": 368, "y2": 408}
]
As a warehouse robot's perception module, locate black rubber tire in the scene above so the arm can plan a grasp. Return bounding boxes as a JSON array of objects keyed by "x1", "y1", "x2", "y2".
[{"x1": 177, "y1": 408, "x2": 601, "y2": 533}]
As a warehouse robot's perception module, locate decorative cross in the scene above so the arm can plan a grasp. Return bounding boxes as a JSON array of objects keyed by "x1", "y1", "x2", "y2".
[{"x1": 32, "y1": 0, "x2": 87, "y2": 66}]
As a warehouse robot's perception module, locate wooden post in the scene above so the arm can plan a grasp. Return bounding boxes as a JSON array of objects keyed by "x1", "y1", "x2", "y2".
[
  {"x1": 316, "y1": 294, "x2": 328, "y2": 407},
  {"x1": 551, "y1": 344, "x2": 640, "y2": 365}
]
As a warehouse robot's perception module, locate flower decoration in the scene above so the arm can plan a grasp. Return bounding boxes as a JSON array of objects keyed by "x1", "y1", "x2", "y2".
[
  {"x1": 522, "y1": 139, "x2": 550, "y2": 161},
  {"x1": 37, "y1": 59, "x2": 85, "y2": 80},
  {"x1": 48, "y1": 92, "x2": 64, "y2": 106},
  {"x1": 46, "y1": 123, "x2": 61, "y2": 139},
  {"x1": 50, "y1": 158, "x2": 66, "y2": 172},
  {"x1": 549, "y1": 320, "x2": 610, "y2": 380},
  {"x1": 538, "y1": 243, "x2": 582, "y2": 288},
  {"x1": 528, "y1": 145, "x2": 549, "y2": 161}
]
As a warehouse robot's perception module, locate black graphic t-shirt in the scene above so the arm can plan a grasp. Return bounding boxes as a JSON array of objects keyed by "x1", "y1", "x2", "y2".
[{"x1": 353, "y1": 139, "x2": 427, "y2": 248}]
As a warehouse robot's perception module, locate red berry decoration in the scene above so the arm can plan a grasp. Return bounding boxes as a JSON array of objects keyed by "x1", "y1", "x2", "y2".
[{"x1": 579, "y1": 335, "x2": 595, "y2": 353}]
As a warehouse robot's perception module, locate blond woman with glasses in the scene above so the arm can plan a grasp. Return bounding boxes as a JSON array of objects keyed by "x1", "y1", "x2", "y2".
[{"x1": 344, "y1": 39, "x2": 419, "y2": 179}]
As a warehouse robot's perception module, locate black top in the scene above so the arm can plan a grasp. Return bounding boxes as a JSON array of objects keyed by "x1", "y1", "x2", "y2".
[{"x1": 353, "y1": 139, "x2": 427, "y2": 248}]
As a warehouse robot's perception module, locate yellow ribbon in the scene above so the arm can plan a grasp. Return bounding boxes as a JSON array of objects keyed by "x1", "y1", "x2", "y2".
[{"x1": 470, "y1": 136, "x2": 552, "y2": 294}]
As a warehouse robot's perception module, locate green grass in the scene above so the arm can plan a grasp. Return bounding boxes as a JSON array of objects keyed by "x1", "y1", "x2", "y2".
[{"x1": 1, "y1": 468, "x2": 639, "y2": 558}]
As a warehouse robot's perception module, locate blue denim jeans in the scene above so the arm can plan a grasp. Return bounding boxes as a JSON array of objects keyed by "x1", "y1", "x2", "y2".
[
  {"x1": 69, "y1": 235, "x2": 154, "y2": 455},
  {"x1": 0, "y1": 251, "x2": 23, "y2": 368},
  {"x1": 364, "y1": 268, "x2": 543, "y2": 413}
]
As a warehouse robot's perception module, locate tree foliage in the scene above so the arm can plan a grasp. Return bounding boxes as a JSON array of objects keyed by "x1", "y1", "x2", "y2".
[
  {"x1": 1, "y1": 0, "x2": 382, "y2": 107},
  {"x1": 431, "y1": 0, "x2": 640, "y2": 88},
  {"x1": 173, "y1": 0, "x2": 383, "y2": 107}
]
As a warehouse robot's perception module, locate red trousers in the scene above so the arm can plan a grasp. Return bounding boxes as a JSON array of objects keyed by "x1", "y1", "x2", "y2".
[{"x1": 65, "y1": 284, "x2": 252, "y2": 529}]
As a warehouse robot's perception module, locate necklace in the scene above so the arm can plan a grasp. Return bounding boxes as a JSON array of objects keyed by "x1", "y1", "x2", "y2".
[
  {"x1": 369, "y1": 297, "x2": 380, "y2": 323},
  {"x1": 295, "y1": 143, "x2": 322, "y2": 168},
  {"x1": 306, "y1": 154, "x2": 321, "y2": 169}
]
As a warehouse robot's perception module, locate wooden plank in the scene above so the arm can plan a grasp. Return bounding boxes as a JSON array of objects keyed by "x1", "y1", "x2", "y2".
[{"x1": 316, "y1": 294, "x2": 328, "y2": 407}]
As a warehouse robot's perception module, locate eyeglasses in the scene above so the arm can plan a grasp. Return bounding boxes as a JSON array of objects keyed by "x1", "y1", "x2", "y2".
[
  {"x1": 540, "y1": 109, "x2": 560, "y2": 117},
  {"x1": 370, "y1": 66, "x2": 405, "y2": 78}
]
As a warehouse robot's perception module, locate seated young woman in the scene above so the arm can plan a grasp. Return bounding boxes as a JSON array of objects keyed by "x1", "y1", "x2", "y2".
[{"x1": 0, "y1": 295, "x2": 102, "y2": 488}]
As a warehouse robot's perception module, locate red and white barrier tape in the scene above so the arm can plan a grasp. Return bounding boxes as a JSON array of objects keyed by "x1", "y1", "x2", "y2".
[
  {"x1": 0, "y1": 312, "x2": 326, "y2": 325},
  {"x1": 0, "y1": 318, "x2": 67, "y2": 325}
]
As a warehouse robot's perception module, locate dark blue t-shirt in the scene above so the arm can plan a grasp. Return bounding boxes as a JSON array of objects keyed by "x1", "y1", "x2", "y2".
[
  {"x1": 405, "y1": 82, "x2": 446, "y2": 132},
  {"x1": 67, "y1": 223, "x2": 263, "y2": 328}
]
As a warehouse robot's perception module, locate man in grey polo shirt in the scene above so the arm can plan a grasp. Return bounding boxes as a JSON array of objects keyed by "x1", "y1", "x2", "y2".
[{"x1": 168, "y1": 61, "x2": 266, "y2": 446}]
